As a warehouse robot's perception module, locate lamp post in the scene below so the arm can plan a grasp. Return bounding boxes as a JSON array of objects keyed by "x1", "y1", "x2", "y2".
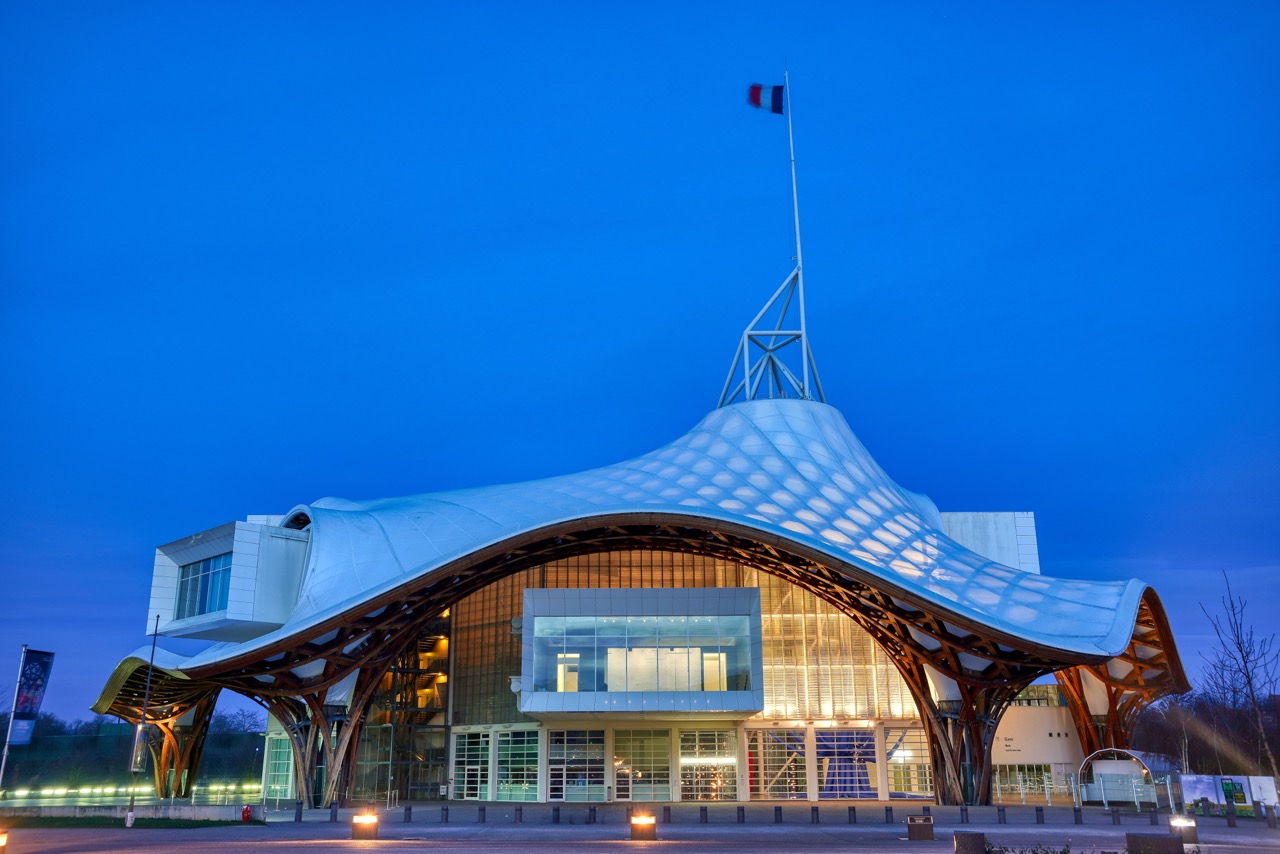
[{"x1": 127, "y1": 615, "x2": 161, "y2": 821}]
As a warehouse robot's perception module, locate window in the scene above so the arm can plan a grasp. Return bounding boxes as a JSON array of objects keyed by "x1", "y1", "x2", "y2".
[
  {"x1": 614, "y1": 730, "x2": 671, "y2": 801},
  {"x1": 175, "y1": 553, "x2": 232, "y2": 619},
  {"x1": 679, "y1": 729, "x2": 738, "y2": 800},
  {"x1": 453, "y1": 732, "x2": 491, "y2": 799},
  {"x1": 496, "y1": 730, "x2": 539, "y2": 801},
  {"x1": 885, "y1": 727, "x2": 933, "y2": 799},
  {"x1": 531, "y1": 614, "x2": 751, "y2": 694},
  {"x1": 815, "y1": 730, "x2": 877, "y2": 799},
  {"x1": 548, "y1": 730, "x2": 605, "y2": 801},
  {"x1": 748, "y1": 729, "x2": 807, "y2": 799},
  {"x1": 264, "y1": 735, "x2": 294, "y2": 801}
]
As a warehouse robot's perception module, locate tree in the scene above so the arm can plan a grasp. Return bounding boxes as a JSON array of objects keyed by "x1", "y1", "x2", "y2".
[
  {"x1": 1200, "y1": 571, "x2": 1279, "y2": 778},
  {"x1": 209, "y1": 708, "x2": 265, "y2": 734}
]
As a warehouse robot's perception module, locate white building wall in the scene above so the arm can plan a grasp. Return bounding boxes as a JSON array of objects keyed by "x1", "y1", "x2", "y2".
[
  {"x1": 149, "y1": 519, "x2": 309, "y2": 641},
  {"x1": 992, "y1": 706, "x2": 1083, "y2": 768},
  {"x1": 941, "y1": 511, "x2": 1040, "y2": 574}
]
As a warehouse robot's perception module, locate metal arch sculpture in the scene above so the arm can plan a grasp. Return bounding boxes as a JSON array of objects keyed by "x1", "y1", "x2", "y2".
[{"x1": 97, "y1": 398, "x2": 1189, "y2": 805}]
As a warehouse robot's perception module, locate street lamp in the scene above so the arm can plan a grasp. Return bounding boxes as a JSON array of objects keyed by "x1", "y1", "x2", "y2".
[{"x1": 127, "y1": 615, "x2": 161, "y2": 824}]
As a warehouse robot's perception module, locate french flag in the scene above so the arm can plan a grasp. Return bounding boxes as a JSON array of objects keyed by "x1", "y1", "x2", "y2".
[{"x1": 748, "y1": 84, "x2": 784, "y2": 115}]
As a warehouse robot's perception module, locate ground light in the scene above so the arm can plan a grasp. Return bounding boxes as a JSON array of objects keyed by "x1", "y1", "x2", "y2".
[
  {"x1": 1, "y1": 828, "x2": 7, "y2": 848},
  {"x1": 630, "y1": 814, "x2": 656, "y2": 841},
  {"x1": 1169, "y1": 814, "x2": 1198, "y2": 844},
  {"x1": 352, "y1": 812, "x2": 379, "y2": 840}
]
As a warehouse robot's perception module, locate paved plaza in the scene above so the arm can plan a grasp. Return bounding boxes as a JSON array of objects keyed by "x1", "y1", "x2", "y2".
[{"x1": 3, "y1": 804, "x2": 1279, "y2": 853}]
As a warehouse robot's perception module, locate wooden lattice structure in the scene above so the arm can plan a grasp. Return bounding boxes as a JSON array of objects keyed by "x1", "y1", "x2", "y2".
[{"x1": 96, "y1": 515, "x2": 1188, "y2": 806}]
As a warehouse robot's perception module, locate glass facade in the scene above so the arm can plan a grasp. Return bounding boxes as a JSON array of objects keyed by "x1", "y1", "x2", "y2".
[
  {"x1": 424, "y1": 550, "x2": 932, "y2": 802},
  {"x1": 451, "y1": 552, "x2": 916, "y2": 726},
  {"x1": 353, "y1": 621, "x2": 450, "y2": 801},
  {"x1": 175, "y1": 553, "x2": 232, "y2": 619}
]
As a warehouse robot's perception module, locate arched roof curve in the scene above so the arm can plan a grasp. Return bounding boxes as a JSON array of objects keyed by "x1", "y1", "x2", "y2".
[{"x1": 177, "y1": 398, "x2": 1161, "y2": 675}]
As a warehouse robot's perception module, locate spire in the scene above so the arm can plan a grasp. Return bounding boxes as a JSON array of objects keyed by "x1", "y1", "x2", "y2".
[
  {"x1": 717, "y1": 266, "x2": 824, "y2": 407},
  {"x1": 719, "y1": 70, "x2": 824, "y2": 408}
]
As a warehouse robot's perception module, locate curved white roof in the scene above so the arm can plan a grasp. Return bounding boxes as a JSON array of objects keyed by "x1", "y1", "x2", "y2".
[{"x1": 179, "y1": 399, "x2": 1146, "y2": 671}]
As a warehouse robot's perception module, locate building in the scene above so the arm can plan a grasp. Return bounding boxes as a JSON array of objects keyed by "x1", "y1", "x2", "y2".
[{"x1": 94, "y1": 273, "x2": 1187, "y2": 805}]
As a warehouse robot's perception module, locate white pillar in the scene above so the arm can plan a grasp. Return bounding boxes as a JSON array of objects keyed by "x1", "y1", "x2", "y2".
[
  {"x1": 671, "y1": 729, "x2": 683, "y2": 801},
  {"x1": 605, "y1": 728, "x2": 615, "y2": 803},
  {"x1": 537, "y1": 727, "x2": 548, "y2": 803},
  {"x1": 487, "y1": 730, "x2": 498, "y2": 802},
  {"x1": 874, "y1": 725, "x2": 889, "y2": 799},
  {"x1": 805, "y1": 725, "x2": 820, "y2": 801}
]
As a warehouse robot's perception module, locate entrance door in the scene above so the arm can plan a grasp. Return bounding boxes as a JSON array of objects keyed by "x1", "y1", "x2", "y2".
[
  {"x1": 548, "y1": 765, "x2": 566, "y2": 802},
  {"x1": 615, "y1": 763, "x2": 632, "y2": 801}
]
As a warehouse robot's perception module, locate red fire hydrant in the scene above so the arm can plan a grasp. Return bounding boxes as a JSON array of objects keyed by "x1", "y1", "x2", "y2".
[{"x1": 242, "y1": 805, "x2": 252, "y2": 823}]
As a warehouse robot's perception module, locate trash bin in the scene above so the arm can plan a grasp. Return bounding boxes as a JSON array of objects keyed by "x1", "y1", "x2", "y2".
[{"x1": 907, "y1": 815, "x2": 934, "y2": 841}]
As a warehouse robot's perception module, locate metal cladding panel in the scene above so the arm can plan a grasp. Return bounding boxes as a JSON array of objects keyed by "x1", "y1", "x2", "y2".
[{"x1": 180, "y1": 399, "x2": 1147, "y2": 671}]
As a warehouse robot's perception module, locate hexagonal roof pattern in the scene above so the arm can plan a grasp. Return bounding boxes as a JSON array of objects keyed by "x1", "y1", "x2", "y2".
[{"x1": 178, "y1": 398, "x2": 1146, "y2": 671}]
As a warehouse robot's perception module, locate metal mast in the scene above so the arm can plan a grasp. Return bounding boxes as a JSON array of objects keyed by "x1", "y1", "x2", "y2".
[{"x1": 719, "y1": 70, "x2": 824, "y2": 408}]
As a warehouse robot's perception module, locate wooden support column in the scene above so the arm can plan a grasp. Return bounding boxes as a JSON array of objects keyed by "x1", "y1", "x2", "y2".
[
  {"x1": 142, "y1": 690, "x2": 218, "y2": 798},
  {"x1": 900, "y1": 666, "x2": 1028, "y2": 806}
]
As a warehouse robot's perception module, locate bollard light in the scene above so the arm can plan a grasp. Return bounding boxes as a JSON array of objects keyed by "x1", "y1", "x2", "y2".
[
  {"x1": 1169, "y1": 814, "x2": 1198, "y2": 844},
  {"x1": 352, "y1": 812, "x2": 380, "y2": 841},
  {"x1": 1, "y1": 829, "x2": 8, "y2": 849},
  {"x1": 630, "y1": 814, "x2": 657, "y2": 841}
]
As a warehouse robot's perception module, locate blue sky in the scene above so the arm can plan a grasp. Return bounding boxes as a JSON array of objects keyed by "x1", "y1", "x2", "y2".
[{"x1": 2, "y1": 2, "x2": 1277, "y2": 720}]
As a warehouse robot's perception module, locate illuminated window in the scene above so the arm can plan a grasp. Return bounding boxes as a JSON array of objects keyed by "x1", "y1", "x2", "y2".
[
  {"x1": 747, "y1": 729, "x2": 807, "y2": 799},
  {"x1": 175, "y1": 553, "x2": 232, "y2": 619},
  {"x1": 679, "y1": 729, "x2": 737, "y2": 800},
  {"x1": 885, "y1": 727, "x2": 933, "y2": 798},
  {"x1": 614, "y1": 730, "x2": 671, "y2": 801},
  {"x1": 453, "y1": 732, "x2": 490, "y2": 800},
  {"x1": 496, "y1": 730, "x2": 539, "y2": 801},
  {"x1": 548, "y1": 730, "x2": 605, "y2": 801},
  {"x1": 531, "y1": 614, "x2": 751, "y2": 694}
]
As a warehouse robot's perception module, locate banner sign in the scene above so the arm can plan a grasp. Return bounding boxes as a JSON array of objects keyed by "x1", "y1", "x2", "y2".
[{"x1": 9, "y1": 650, "x2": 55, "y2": 746}]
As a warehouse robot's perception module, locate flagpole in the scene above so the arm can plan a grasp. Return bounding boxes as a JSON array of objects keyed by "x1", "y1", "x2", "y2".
[
  {"x1": 783, "y1": 70, "x2": 810, "y2": 397},
  {"x1": 0, "y1": 645, "x2": 28, "y2": 795}
]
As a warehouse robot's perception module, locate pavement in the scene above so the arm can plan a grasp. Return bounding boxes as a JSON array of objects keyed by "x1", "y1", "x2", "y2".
[{"x1": 3, "y1": 803, "x2": 1279, "y2": 853}]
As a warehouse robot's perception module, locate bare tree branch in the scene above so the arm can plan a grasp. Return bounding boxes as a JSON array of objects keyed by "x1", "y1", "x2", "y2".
[{"x1": 1200, "y1": 571, "x2": 1280, "y2": 778}]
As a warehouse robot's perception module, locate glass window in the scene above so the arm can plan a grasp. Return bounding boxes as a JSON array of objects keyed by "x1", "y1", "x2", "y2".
[
  {"x1": 614, "y1": 729, "x2": 671, "y2": 801},
  {"x1": 263, "y1": 735, "x2": 294, "y2": 801},
  {"x1": 815, "y1": 729, "x2": 878, "y2": 799},
  {"x1": 679, "y1": 729, "x2": 738, "y2": 800},
  {"x1": 496, "y1": 730, "x2": 539, "y2": 801},
  {"x1": 548, "y1": 730, "x2": 605, "y2": 802},
  {"x1": 885, "y1": 727, "x2": 933, "y2": 799},
  {"x1": 747, "y1": 729, "x2": 806, "y2": 800},
  {"x1": 453, "y1": 732, "x2": 491, "y2": 800},
  {"x1": 530, "y1": 613, "x2": 752, "y2": 694},
  {"x1": 175, "y1": 553, "x2": 232, "y2": 619}
]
